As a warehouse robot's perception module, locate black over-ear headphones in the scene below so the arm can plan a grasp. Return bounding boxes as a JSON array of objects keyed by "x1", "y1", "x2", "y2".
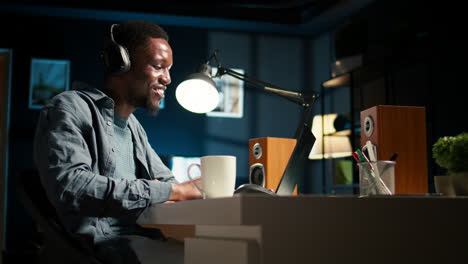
[{"x1": 101, "y1": 24, "x2": 131, "y2": 76}]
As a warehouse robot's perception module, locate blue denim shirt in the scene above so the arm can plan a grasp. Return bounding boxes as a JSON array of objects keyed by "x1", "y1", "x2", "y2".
[{"x1": 33, "y1": 81, "x2": 177, "y2": 247}]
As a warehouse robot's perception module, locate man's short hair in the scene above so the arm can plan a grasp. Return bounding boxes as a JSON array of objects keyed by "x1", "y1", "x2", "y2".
[{"x1": 112, "y1": 20, "x2": 169, "y2": 55}]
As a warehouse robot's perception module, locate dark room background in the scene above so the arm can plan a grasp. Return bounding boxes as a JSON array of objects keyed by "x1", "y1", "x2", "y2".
[{"x1": 0, "y1": 0, "x2": 466, "y2": 262}]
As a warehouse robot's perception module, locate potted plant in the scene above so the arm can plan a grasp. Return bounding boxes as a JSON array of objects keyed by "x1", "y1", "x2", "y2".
[{"x1": 432, "y1": 132, "x2": 468, "y2": 196}]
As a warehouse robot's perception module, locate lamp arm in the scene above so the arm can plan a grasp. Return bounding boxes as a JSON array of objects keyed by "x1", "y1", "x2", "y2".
[
  {"x1": 294, "y1": 96, "x2": 315, "y2": 139},
  {"x1": 217, "y1": 66, "x2": 317, "y2": 107},
  {"x1": 263, "y1": 87, "x2": 302, "y2": 100},
  {"x1": 215, "y1": 65, "x2": 318, "y2": 139}
]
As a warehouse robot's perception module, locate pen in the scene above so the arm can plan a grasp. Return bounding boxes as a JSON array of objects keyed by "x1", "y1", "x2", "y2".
[
  {"x1": 356, "y1": 149, "x2": 366, "y2": 162},
  {"x1": 352, "y1": 151, "x2": 361, "y2": 163},
  {"x1": 356, "y1": 149, "x2": 373, "y2": 169},
  {"x1": 365, "y1": 140, "x2": 377, "y2": 162},
  {"x1": 364, "y1": 141, "x2": 383, "y2": 192}
]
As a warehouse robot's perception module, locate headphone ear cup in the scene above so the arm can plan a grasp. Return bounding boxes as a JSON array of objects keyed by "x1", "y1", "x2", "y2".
[{"x1": 101, "y1": 42, "x2": 131, "y2": 76}]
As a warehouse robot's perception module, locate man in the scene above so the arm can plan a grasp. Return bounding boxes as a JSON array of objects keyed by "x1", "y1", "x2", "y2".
[{"x1": 33, "y1": 20, "x2": 202, "y2": 264}]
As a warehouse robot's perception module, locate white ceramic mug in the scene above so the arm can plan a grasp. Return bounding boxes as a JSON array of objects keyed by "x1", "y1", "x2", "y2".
[{"x1": 187, "y1": 155, "x2": 236, "y2": 199}]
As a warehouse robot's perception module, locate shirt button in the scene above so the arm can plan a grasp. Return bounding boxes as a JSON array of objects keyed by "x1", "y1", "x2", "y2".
[{"x1": 107, "y1": 120, "x2": 112, "y2": 126}]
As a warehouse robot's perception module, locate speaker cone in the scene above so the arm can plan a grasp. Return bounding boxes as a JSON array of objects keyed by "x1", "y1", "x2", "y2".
[{"x1": 249, "y1": 163, "x2": 265, "y2": 187}]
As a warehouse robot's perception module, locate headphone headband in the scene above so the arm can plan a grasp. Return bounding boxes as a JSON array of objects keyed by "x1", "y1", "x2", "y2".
[{"x1": 101, "y1": 24, "x2": 131, "y2": 76}]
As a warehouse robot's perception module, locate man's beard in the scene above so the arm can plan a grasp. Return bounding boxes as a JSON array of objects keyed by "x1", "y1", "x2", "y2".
[
  {"x1": 130, "y1": 87, "x2": 160, "y2": 116},
  {"x1": 145, "y1": 96, "x2": 160, "y2": 116}
]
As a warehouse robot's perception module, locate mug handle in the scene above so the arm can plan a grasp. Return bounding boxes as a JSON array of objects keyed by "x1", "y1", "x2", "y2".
[{"x1": 187, "y1": 163, "x2": 204, "y2": 197}]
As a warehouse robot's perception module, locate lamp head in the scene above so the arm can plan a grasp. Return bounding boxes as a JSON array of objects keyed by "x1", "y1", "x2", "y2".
[{"x1": 175, "y1": 63, "x2": 220, "y2": 114}]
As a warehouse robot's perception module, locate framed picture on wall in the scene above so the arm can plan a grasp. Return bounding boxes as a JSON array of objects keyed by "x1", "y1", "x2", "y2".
[
  {"x1": 29, "y1": 58, "x2": 70, "y2": 109},
  {"x1": 206, "y1": 68, "x2": 244, "y2": 118}
]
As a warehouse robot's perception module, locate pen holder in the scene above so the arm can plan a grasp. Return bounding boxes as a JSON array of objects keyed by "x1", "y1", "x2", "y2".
[{"x1": 357, "y1": 161, "x2": 396, "y2": 196}]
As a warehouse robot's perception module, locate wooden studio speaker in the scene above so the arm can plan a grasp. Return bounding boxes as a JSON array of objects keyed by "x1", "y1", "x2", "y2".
[
  {"x1": 249, "y1": 137, "x2": 298, "y2": 195},
  {"x1": 360, "y1": 105, "x2": 428, "y2": 194}
]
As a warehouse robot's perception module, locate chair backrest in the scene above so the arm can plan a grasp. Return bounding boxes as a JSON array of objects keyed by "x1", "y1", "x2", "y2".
[{"x1": 14, "y1": 169, "x2": 102, "y2": 264}]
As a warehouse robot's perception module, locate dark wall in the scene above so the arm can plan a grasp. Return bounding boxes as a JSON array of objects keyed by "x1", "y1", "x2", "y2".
[{"x1": 333, "y1": 0, "x2": 467, "y2": 179}]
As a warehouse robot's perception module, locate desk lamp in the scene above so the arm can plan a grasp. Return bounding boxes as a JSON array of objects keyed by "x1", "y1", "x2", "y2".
[
  {"x1": 175, "y1": 50, "x2": 319, "y2": 194},
  {"x1": 175, "y1": 50, "x2": 318, "y2": 139}
]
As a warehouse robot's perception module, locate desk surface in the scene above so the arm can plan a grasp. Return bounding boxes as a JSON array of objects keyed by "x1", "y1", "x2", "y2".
[
  {"x1": 137, "y1": 194, "x2": 467, "y2": 225},
  {"x1": 137, "y1": 195, "x2": 468, "y2": 264}
]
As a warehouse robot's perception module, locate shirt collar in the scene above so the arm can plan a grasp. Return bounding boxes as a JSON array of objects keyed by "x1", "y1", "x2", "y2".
[
  {"x1": 72, "y1": 81, "x2": 114, "y2": 108},
  {"x1": 72, "y1": 81, "x2": 109, "y2": 101}
]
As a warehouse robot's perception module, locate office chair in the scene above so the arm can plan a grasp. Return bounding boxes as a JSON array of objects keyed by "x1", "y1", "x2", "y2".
[{"x1": 14, "y1": 169, "x2": 103, "y2": 264}]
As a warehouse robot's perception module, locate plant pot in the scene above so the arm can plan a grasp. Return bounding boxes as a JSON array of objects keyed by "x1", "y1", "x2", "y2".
[
  {"x1": 434, "y1": 175, "x2": 455, "y2": 196},
  {"x1": 450, "y1": 172, "x2": 468, "y2": 196}
]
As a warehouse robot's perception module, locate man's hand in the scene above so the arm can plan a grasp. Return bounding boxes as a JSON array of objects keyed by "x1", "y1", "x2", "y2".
[{"x1": 169, "y1": 177, "x2": 203, "y2": 201}]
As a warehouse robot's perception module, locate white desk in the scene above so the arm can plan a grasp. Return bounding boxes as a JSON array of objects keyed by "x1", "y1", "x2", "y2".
[{"x1": 137, "y1": 195, "x2": 468, "y2": 264}]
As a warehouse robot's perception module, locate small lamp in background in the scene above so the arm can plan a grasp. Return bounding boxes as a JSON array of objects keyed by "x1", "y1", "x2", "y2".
[{"x1": 308, "y1": 113, "x2": 352, "y2": 159}]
